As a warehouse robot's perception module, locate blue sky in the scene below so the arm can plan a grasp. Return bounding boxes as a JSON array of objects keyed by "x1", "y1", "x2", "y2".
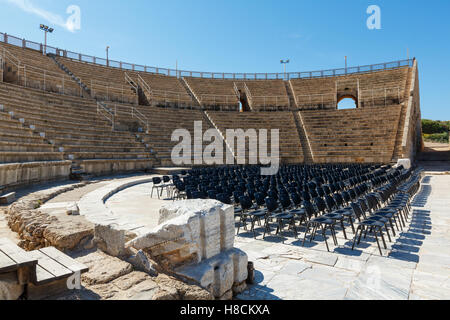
[{"x1": 0, "y1": 0, "x2": 449, "y2": 120}]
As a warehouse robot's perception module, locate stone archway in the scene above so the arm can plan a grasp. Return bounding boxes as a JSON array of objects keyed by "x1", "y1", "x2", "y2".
[{"x1": 337, "y1": 95, "x2": 358, "y2": 109}]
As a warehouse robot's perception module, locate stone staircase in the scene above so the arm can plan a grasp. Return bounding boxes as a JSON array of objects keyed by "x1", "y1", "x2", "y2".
[
  {"x1": 392, "y1": 65, "x2": 414, "y2": 162},
  {"x1": 203, "y1": 110, "x2": 236, "y2": 163},
  {"x1": 137, "y1": 86, "x2": 150, "y2": 106},
  {"x1": 48, "y1": 54, "x2": 91, "y2": 96},
  {"x1": 285, "y1": 81, "x2": 298, "y2": 110},
  {"x1": 292, "y1": 111, "x2": 313, "y2": 163},
  {"x1": 180, "y1": 77, "x2": 201, "y2": 107}
]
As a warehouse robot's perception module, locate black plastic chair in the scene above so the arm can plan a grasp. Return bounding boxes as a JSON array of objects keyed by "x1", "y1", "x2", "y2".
[
  {"x1": 263, "y1": 197, "x2": 297, "y2": 240},
  {"x1": 237, "y1": 196, "x2": 266, "y2": 238},
  {"x1": 162, "y1": 176, "x2": 174, "y2": 197},
  {"x1": 151, "y1": 177, "x2": 165, "y2": 199},
  {"x1": 351, "y1": 203, "x2": 388, "y2": 256},
  {"x1": 191, "y1": 191, "x2": 206, "y2": 199},
  {"x1": 302, "y1": 214, "x2": 338, "y2": 252},
  {"x1": 263, "y1": 197, "x2": 280, "y2": 239},
  {"x1": 217, "y1": 193, "x2": 232, "y2": 205},
  {"x1": 291, "y1": 200, "x2": 315, "y2": 228}
]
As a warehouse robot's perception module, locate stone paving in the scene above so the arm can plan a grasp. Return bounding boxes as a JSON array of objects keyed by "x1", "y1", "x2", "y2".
[
  {"x1": 105, "y1": 182, "x2": 167, "y2": 230},
  {"x1": 235, "y1": 174, "x2": 450, "y2": 300}
]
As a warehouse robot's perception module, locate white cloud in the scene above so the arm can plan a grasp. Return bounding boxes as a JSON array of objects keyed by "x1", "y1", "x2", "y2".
[{"x1": 4, "y1": 0, "x2": 80, "y2": 33}]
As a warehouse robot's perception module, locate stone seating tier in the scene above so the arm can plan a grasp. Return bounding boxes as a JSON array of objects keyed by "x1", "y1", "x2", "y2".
[
  {"x1": 207, "y1": 111, "x2": 304, "y2": 164},
  {"x1": 301, "y1": 105, "x2": 402, "y2": 163},
  {"x1": 0, "y1": 43, "x2": 82, "y2": 96}
]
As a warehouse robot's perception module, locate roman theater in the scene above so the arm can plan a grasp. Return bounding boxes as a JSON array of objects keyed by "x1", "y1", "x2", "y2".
[{"x1": 0, "y1": 31, "x2": 448, "y2": 301}]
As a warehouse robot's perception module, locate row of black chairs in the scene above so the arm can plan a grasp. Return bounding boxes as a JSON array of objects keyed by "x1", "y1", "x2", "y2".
[{"x1": 168, "y1": 164, "x2": 419, "y2": 255}]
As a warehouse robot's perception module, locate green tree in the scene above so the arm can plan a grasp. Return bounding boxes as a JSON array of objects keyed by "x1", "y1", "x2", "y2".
[{"x1": 422, "y1": 119, "x2": 449, "y2": 134}]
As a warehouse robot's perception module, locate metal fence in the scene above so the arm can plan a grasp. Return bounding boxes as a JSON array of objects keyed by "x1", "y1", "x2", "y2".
[{"x1": 0, "y1": 31, "x2": 414, "y2": 81}]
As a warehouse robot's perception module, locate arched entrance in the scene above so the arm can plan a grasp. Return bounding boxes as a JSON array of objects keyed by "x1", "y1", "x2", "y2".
[{"x1": 337, "y1": 95, "x2": 358, "y2": 110}]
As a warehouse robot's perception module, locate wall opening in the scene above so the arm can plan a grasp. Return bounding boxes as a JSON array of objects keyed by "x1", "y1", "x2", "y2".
[
  {"x1": 337, "y1": 96, "x2": 358, "y2": 110},
  {"x1": 239, "y1": 90, "x2": 251, "y2": 112}
]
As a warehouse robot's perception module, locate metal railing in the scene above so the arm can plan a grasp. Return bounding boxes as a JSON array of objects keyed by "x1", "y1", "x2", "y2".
[
  {"x1": 296, "y1": 93, "x2": 338, "y2": 109},
  {"x1": 1, "y1": 47, "x2": 85, "y2": 97},
  {"x1": 243, "y1": 83, "x2": 253, "y2": 109},
  {"x1": 124, "y1": 72, "x2": 137, "y2": 92},
  {"x1": 295, "y1": 87, "x2": 402, "y2": 109},
  {"x1": 0, "y1": 31, "x2": 414, "y2": 81},
  {"x1": 242, "y1": 84, "x2": 289, "y2": 110},
  {"x1": 233, "y1": 82, "x2": 241, "y2": 100},
  {"x1": 136, "y1": 74, "x2": 193, "y2": 106},
  {"x1": 198, "y1": 94, "x2": 239, "y2": 106},
  {"x1": 250, "y1": 95, "x2": 290, "y2": 110},
  {"x1": 90, "y1": 79, "x2": 137, "y2": 104},
  {"x1": 136, "y1": 74, "x2": 152, "y2": 103},
  {"x1": 96, "y1": 101, "x2": 115, "y2": 130},
  {"x1": 102, "y1": 103, "x2": 150, "y2": 133},
  {"x1": 359, "y1": 87, "x2": 402, "y2": 107},
  {"x1": 131, "y1": 107, "x2": 149, "y2": 133}
]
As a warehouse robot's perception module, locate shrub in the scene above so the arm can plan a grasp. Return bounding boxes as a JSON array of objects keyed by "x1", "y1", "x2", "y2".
[
  {"x1": 422, "y1": 119, "x2": 450, "y2": 134},
  {"x1": 423, "y1": 132, "x2": 449, "y2": 143}
]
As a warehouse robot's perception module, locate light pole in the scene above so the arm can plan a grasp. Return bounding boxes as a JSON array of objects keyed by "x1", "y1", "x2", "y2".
[
  {"x1": 106, "y1": 46, "x2": 110, "y2": 66},
  {"x1": 40, "y1": 24, "x2": 54, "y2": 55},
  {"x1": 280, "y1": 59, "x2": 290, "y2": 80}
]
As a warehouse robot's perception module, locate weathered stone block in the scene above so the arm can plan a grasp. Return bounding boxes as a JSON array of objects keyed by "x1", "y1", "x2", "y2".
[
  {"x1": 94, "y1": 224, "x2": 135, "y2": 257},
  {"x1": 126, "y1": 199, "x2": 248, "y2": 299}
]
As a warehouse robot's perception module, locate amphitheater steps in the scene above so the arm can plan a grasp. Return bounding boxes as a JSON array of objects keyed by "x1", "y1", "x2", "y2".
[
  {"x1": 0, "y1": 141, "x2": 55, "y2": 153},
  {"x1": 203, "y1": 110, "x2": 236, "y2": 162},
  {"x1": 392, "y1": 66, "x2": 414, "y2": 161},
  {"x1": 0, "y1": 152, "x2": 63, "y2": 162},
  {"x1": 5, "y1": 106, "x2": 111, "y2": 127},
  {"x1": 0, "y1": 107, "x2": 65, "y2": 163},
  {"x1": 292, "y1": 111, "x2": 313, "y2": 163},
  {"x1": 63, "y1": 145, "x2": 146, "y2": 153},
  {"x1": 180, "y1": 77, "x2": 201, "y2": 106},
  {"x1": 301, "y1": 105, "x2": 401, "y2": 163},
  {"x1": 14, "y1": 115, "x2": 113, "y2": 133},
  {"x1": 67, "y1": 152, "x2": 150, "y2": 160},
  {"x1": 285, "y1": 81, "x2": 298, "y2": 110},
  {"x1": 50, "y1": 55, "x2": 91, "y2": 96},
  {"x1": 206, "y1": 111, "x2": 304, "y2": 164},
  {"x1": 52, "y1": 137, "x2": 143, "y2": 148},
  {"x1": 0, "y1": 132, "x2": 46, "y2": 144}
]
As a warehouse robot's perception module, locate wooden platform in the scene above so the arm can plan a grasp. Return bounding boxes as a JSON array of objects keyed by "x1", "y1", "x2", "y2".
[
  {"x1": 0, "y1": 238, "x2": 89, "y2": 300},
  {"x1": 28, "y1": 247, "x2": 88, "y2": 286},
  {"x1": 0, "y1": 238, "x2": 37, "y2": 285}
]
